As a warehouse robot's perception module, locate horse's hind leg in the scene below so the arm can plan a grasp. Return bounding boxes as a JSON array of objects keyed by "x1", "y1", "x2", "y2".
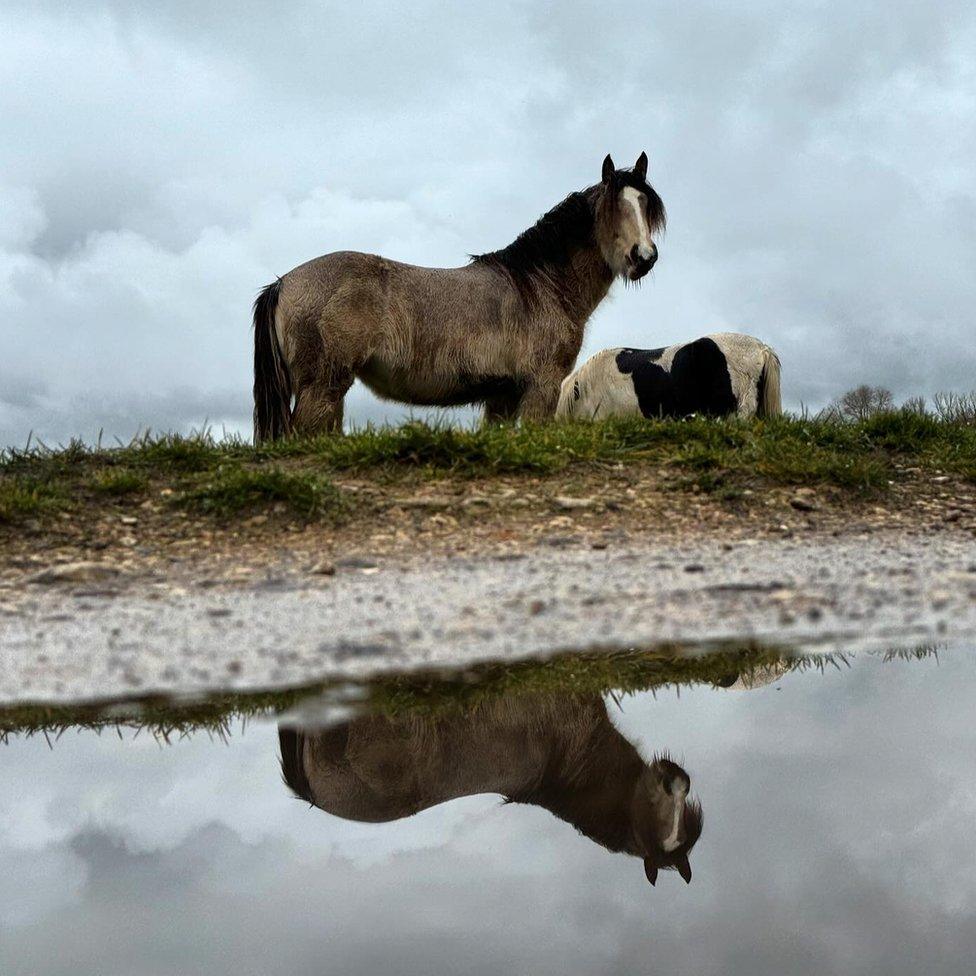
[{"x1": 292, "y1": 372, "x2": 353, "y2": 436}]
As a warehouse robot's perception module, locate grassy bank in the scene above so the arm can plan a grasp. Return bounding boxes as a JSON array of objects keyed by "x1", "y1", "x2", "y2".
[{"x1": 2, "y1": 411, "x2": 975, "y2": 526}]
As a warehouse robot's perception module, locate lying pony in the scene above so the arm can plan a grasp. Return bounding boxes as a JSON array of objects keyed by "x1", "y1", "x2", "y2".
[{"x1": 557, "y1": 332, "x2": 781, "y2": 420}]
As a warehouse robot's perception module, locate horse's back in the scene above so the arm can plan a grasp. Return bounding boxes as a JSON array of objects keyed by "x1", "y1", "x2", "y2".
[{"x1": 280, "y1": 250, "x2": 496, "y2": 309}]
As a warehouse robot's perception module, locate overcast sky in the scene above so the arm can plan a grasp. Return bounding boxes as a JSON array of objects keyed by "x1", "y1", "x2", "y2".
[
  {"x1": 2, "y1": 1, "x2": 975, "y2": 447},
  {"x1": 2, "y1": 651, "x2": 975, "y2": 974}
]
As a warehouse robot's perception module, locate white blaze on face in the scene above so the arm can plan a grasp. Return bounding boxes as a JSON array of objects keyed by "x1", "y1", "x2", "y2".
[
  {"x1": 620, "y1": 186, "x2": 655, "y2": 262},
  {"x1": 661, "y1": 782, "x2": 688, "y2": 853}
]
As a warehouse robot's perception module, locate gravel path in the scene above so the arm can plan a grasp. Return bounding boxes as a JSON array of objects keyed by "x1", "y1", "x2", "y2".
[{"x1": 1, "y1": 531, "x2": 975, "y2": 705}]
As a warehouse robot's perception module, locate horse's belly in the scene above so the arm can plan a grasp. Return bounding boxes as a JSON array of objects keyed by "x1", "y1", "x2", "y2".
[{"x1": 358, "y1": 357, "x2": 519, "y2": 407}]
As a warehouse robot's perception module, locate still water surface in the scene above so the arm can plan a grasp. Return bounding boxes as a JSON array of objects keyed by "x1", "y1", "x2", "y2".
[{"x1": 1, "y1": 646, "x2": 973, "y2": 975}]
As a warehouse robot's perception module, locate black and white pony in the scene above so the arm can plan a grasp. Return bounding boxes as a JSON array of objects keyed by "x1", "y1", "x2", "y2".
[{"x1": 556, "y1": 333, "x2": 781, "y2": 421}]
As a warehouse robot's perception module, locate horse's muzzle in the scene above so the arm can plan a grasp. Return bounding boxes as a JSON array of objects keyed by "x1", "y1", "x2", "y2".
[
  {"x1": 628, "y1": 244, "x2": 657, "y2": 280},
  {"x1": 629, "y1": 255, "x2": 656, "y2": 281}
]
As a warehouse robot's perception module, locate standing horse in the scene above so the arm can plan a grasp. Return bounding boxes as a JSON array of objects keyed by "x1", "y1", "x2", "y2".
[
  {"x1": 557, "y1": 333, "x2": 782, "y2": 421},
  {"x1": 279, "y1": 693, "x2": 702, "y2": 887},
  {"x1": 253, "y1": 153, "x2": 665, "y2": 441}
]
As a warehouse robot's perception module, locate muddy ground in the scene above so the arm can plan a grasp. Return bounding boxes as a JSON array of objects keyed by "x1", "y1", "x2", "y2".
[
  {"x1": 2, "y1": 462, "x2": 974, "y2": 586},
  {"x1": 1, "y1": 465, "x2": 975, "y2": 706}
]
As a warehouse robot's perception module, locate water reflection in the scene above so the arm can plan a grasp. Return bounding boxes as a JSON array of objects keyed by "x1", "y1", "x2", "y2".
[
  {"x1": 279, "y1": 693, "x2": 702, "y2": 886},
  {"x1": 2, "y1": 643, "x2": 974, "y2": 976}
]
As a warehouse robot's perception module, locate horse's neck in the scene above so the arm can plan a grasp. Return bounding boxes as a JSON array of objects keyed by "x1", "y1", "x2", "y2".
[
  {"x1": 477, "y1": 187, "x2": 613, "y2": 327},
  {"x1": 558, "y1": 245, "x2": 614, "y2": 325},
  {"x1": 518, "y1": 714, "x2": 644, "y2": 852}
]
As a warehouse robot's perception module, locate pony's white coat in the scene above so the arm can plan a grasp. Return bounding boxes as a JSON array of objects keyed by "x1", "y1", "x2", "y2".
[{"x1": 557, "y1": 332, "x2": 782, "y2": 421}]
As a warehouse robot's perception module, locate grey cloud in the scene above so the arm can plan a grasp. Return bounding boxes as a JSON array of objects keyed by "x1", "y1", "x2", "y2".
[{"x1": 1, "y1": 1, "x2": 975, "y2": 447}]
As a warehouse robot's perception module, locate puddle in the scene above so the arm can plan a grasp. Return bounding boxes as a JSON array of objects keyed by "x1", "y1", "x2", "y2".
[{"x1": 1, "y1": 640, "x2": 973, "y2": 975}]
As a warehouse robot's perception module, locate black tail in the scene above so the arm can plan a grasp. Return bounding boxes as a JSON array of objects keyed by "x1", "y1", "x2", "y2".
[
  {"x1": 252, "y1": 279, "x2": 292, "y2": 443},
  {"x1": 278, "y1": 727, "x2": 314, "y2": 803}
]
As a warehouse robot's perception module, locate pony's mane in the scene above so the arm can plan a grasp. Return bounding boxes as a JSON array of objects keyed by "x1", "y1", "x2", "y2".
[
  {"x1": 471, "y1": 169, "x2": 666, "y2": 305},
  {"x1": 472, "y1": 186, "x2": 600, "y2": 283}
]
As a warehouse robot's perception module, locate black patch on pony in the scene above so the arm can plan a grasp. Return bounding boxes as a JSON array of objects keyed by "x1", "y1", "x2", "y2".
[{"x1": 616, "y1": 338, "x2": 737, "y2": 418}]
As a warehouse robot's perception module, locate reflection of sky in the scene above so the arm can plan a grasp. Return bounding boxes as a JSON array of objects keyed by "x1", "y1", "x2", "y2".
[{"x1": 1, "y1": 650, "x2": 975, "y2": 975}]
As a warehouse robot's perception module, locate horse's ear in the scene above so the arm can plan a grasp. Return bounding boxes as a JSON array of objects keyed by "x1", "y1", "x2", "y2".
[
  {"x1": 644, "y1": 859, "x2": 658, "y2": 886},
  {"x1": 674, "y1": 853, "x2": 692, "y2": 884},
  {"x1": 602, "y1": 154, "x2": 616, "y2": 186},
  {"x1": 634, "y1": 151, "x2": 648, "y2": 180}
]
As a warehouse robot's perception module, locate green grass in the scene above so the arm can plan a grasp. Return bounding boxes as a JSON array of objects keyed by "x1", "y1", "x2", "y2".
[
  {"x1": 0, "y1": 640, "x2": 941, "y2": 741},
  {"x1": 178, "y1": 464, "x2": 344, "y2": 519},
  {"x1": 90, "y1": 468, "x2": 149, "y2": 497},
  {"x1": 0, "y1": 477, "x2": 68, "y2": 523},
  {"x1": 2, "y1": 412, "x2": 975, "y2": 525}
]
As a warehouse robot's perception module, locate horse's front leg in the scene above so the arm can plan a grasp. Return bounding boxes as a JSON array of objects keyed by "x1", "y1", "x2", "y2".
[
  {"x1": 483, "y1": 389, "x2": 523, "y2": 425},
  {"x1": 517, "y1": 375, "x2": 563, "y2": 423}
]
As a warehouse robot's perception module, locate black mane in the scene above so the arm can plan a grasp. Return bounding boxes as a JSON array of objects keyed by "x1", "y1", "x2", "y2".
[
  {"x1": 472, "y1": 186, "x2": 600, "y2": 283},
  {"x1": 471, "y1": 169, "x2": 666, "y2": 304}
]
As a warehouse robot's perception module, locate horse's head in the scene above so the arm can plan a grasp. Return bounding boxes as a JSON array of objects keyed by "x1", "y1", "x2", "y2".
[
  {"x1": 630, "y1": 756, "x2": 702, "y2": 886},
  {"x1": 595, "y1": 152, "x2": 665, "y2": 282}
]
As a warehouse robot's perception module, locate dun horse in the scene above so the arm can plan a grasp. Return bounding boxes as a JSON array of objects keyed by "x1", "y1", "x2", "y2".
[
  {"x1": 253, "y1": 153, "x2": 665, "y2": 441},
  {"x1": 279, "y1": 693, "x2": 702, "y2": 887}
]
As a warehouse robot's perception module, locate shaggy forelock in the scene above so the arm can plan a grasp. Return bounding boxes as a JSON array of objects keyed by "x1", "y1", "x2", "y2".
[{"x1": 611, "y1": 167, "x2": 667, "y2": 234}]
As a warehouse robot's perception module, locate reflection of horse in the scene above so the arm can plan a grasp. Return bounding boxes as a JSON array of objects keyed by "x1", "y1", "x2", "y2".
[
  {"x1": 253, "y1": 153, "x2": 664, "y2": 440},
  {"x1": 279, "y1": 693, "x2": 701, "y2": 887}
]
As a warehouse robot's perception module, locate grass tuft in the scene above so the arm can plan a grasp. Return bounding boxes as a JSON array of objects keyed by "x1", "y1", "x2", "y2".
[
  {"x1": 125, "y1": 432, "x2": 228, "y2": 473},
  {"x1": 177, "y1": 464, "x2": 344, "y2": 519},
  {"x1": 90, "y1": 468, "x2": 149, "y2": 497},
  {"x1": 0, "y1": 477, "x2": 68, "y2": 523}
]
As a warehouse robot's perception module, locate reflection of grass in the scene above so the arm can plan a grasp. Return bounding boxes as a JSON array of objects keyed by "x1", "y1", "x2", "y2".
[
  {"x1": 3, "y1": 412, "x2": 976, "y2": 525},
  {"x1": 0, "y1": 641, "x2": 941, "y2": 741}
]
